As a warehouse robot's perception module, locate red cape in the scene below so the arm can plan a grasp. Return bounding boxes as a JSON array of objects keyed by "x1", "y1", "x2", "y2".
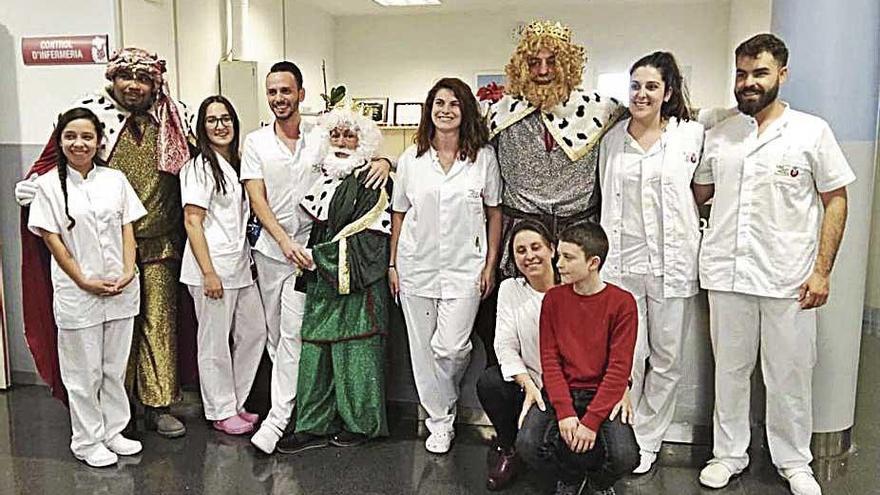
[{"x1": 20, "y1": 138, "x2": 199, "y2": 405}]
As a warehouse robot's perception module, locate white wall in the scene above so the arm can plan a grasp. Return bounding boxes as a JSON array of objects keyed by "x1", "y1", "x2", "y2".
[
  {"x1": 176, "y1": 0, "x2": 225, "y2": 108},
  {"x1": 726, "y1": 0, "x2": 773, "y2": 106},
  {"x1": 1, "y1": 0, "x2": 117, "y2": 146},
  {"x1": 284, "y1": 0, "x2": 336, "y2": 115},
  {"x1": 335, "y1": 2, "x2": 734, "y2": 115},
  {"x1": 246, "y1": 0, "x2": 286, "y2": 125}
]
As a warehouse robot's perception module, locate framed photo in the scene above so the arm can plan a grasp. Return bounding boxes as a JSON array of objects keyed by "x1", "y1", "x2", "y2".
[
  {"x1": 474, "y1": 71, "x2": 506, "y2": 91},
  {"x1": 394, "y1": 102, "x2": 423, "y2": 126},
  {"x1": 353, "y1": 97, "x2": 389, "y2": 124}
]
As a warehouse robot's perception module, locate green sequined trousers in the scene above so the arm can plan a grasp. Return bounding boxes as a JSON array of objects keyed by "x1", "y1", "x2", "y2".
[{"x1": 295, "y1": 336, "x2": 388, "y2": 438}]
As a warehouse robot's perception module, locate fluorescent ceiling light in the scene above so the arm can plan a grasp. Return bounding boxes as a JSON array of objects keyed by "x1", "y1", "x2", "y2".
[{"x1": 373, "y1": 0, "x2": 441, "y2": 6}]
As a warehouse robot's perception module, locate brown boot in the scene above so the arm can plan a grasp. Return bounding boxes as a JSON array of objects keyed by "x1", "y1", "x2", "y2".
[{"x1": 486, "y1": 445, "x2": 520, "y2": 491}]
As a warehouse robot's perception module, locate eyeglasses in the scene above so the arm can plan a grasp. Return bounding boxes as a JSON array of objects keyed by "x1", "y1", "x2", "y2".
[{"x1": 206, "y1": 116, "x2": 233, "y2": 128}]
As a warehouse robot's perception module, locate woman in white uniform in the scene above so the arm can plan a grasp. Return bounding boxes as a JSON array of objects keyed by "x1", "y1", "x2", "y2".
[
  {"x1": 28, "y1": 107, "x2": 147, "y2": 467},
  {"x1": 598, "y1": 51, "x2": 705, "y2": 474},
  {"x1": 389, "y1": 77, "x2": 503, "y2": 454},
  {"x1": 180, "y1": 95, "x2": 267, "y2": 435}
]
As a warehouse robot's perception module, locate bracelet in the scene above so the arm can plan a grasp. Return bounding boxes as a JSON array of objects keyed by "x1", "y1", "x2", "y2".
[{"x1": 388, "y1": 265, "x2": 396, "y2": 270}]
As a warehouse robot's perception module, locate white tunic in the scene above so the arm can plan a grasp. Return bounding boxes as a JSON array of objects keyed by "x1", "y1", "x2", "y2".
[
  {"x1": 618, "y1": 130, "x2": 665, "y2": 276},
  {"x1": 494, "y1": 278, "x2": 545, "y2": 388},
  {"x1": 179, "y1": 154, "x2": 253, "y2": 288},
  {"x1": 28, "y1": 166, "x2": 147, "y2": 329},
  {"x1": 600, "y1": 118, "x2": 705, "y2": 298},
  {"x1": 240, "y1": 121, "x2": 324, "y2": 262},
  {"x1": 694, "y1": 104, "x2": 855, "y2": 299},
  {"x1": 392, "y1": 145, "x2": 502, "y2": 299}
]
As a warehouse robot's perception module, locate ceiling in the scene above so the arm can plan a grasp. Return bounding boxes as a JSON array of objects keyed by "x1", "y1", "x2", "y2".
[{"x1": 304, "y1": 0, "x2": 722, "y2": 17}]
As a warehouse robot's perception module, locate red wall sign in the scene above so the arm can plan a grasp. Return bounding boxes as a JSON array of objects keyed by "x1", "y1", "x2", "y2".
[{"x1": 21, "y1": 35, "x2": 110, "y2": 66}]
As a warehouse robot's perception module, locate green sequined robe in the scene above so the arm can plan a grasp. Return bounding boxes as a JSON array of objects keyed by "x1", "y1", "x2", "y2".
[{"x1": 294, "y1": 172, "x2": 391, "y2": 438}]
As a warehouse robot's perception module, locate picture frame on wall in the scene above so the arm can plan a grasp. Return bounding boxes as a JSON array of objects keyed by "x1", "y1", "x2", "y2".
[
  {"x1": 353, "y1": 97, "x2": 389, "y2": 124},
  {"x1": 393, "y1": 102, "x2": 423, "y2": 126},
  {"x1": 474, "y1": 71, "x2": 506, "y2": 92}
]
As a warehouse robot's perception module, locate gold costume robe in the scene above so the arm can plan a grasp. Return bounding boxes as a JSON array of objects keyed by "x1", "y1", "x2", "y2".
[{"x1": 112, "y1": 115, "x2": 183, "y2": 407}]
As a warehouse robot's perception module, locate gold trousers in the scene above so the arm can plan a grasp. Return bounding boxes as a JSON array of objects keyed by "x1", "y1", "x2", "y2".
[{"x1": 126, "y1": 260, "x2": 180, "y2": 408}]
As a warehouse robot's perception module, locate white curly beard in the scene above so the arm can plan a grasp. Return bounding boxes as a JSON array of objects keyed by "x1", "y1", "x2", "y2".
[{"x1": 321, "y1": 146, "x2": 366, "y2": 178}]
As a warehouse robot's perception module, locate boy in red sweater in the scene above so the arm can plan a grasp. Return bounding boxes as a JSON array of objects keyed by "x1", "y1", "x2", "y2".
[{"x1": 517, "y1": 223, "x2": 639, "y2": 495}]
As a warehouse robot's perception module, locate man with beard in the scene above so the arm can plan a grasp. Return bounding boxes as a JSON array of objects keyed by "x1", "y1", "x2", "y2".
[
  {"x1": 290, "y1": 107, "x2": 392, "y2": 451},
  {"x1": 246, "y1": 63, "x2": 390, "y2": 454},
  {"x1": 488, "y1": 20, "x2": 624, "y2": 277},
  {"x1": 478, "y1": 21, "x2": 624, "y2": 370},
  {"x1": 15, "y1": 48, "x2": 192, "y2": 438},
  {"x1": 692, "y1": 34, "x2": 853, "y2": 495}
]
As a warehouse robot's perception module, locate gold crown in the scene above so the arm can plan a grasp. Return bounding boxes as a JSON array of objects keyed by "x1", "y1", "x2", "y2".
[{"x1": 523, "y1": 20, "x2": 572, "y2": 42}]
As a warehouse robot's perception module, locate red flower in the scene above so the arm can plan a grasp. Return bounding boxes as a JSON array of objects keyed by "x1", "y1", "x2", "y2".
[{"x1": 477, "y1": 82, "x2": 505, "y2": 103}]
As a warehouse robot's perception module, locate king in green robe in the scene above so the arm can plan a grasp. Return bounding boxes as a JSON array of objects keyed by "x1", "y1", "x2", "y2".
[{"x1": 296, "y1": 110, "x2": 392, "y2": 442}]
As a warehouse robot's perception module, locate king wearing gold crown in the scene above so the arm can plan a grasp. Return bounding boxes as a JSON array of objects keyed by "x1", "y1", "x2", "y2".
[{"x1": 487, "y1": 20, "x2": 625, "y2": 276}]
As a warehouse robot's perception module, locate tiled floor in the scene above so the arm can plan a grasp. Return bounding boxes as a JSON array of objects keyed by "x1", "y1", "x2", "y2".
[{"x1": 1, "y1": 336, "x2": 878, "y2": 494}]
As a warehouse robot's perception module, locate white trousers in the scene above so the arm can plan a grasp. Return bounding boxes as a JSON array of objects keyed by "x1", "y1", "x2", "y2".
[
  {"x1": 253, "y1": 251, "x2": 298, "y2": 362},
  {"x1": 620, "y1": 273, "x2": 693, "y2": 453},
  {"x1": 262, "y1": 283, "x2": 306, "y2": 435},
  {"x1": 708, "y1": 290, "x2": 817, "y2": 472},
  {"x1": 58, "y1": 317, "x2": 134, "y2": 458},
  {"x1": 190, "y1": 284, "x2": 267, "y2": 421},
  {"x1": 400, "y1": 293, "x2": 480, "y2": 434}
]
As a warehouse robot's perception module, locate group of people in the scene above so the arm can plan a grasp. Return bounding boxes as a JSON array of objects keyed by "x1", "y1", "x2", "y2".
[{"x1": 15, "y1": 18, "x2": 854, "y2": 495}]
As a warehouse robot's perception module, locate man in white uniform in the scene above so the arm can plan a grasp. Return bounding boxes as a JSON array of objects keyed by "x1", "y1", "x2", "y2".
[
  {"x1": 246, "y1": 62, "x2": 390, "y2": 454},
  {"x1": 693, "y1": 34, "x2": 854, "y2": 495}
]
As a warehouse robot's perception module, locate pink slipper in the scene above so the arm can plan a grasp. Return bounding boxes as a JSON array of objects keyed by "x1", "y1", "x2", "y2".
[
  {"x1": 213, "y1": 415, "x2": 254, "y2": 435},
  {"x1": 238, "y1": 411, "x2": 259, "y2": 424}
]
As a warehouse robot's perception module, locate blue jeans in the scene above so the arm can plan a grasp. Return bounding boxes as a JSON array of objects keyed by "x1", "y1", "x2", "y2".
[{"x1": 516, "y1": 389, "x2": 639, "y2": 489}]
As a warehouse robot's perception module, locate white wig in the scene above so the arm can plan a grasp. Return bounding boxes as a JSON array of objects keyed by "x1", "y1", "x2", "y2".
[{"x1": 317, "y1": 108, "x2": 383, "y2": 159}]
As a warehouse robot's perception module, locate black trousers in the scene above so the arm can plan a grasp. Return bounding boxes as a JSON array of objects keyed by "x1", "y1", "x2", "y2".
[
  {"x1": 516, "y1": 389, "x2": 639, "y2": 489},
  {"x1": 476, "y1": 365, "x2": 525, "y2": 449}
]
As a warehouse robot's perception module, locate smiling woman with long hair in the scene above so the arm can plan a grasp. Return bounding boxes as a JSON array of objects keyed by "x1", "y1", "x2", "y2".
[
  {"x1": 598, "y1": 51, "x2": 704, "y2": 475},
  {"x1": 389, "y1": 77, "x2": 503, "y2": 455},
  {"x1": 180, "y1": 95, "x2": 266, "y2": 436},
  {"x1": 28, "y1": 107, "x2": 147, "y2": 468}
]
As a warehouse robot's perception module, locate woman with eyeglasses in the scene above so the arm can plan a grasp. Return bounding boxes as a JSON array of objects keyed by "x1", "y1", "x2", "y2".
[{"x1": 180, "y1": 95, "x2": 267, "y2": 435}]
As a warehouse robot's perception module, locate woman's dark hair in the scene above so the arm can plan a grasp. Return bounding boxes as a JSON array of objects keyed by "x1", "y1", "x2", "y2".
[
  {"x1": 508, "y1": 219, "x2": 555, "y2": 279},
  {"x1": 415, "y1": 77, "x2": 489, "y2": 163},
  {"x1": 55, "y1": 107, "x2": 105, "y2": 230},
  {"x1": 195, "y1": 95, "x2": 241, "y2": 195},
  {"x1": 630, "y1": 51, "x2": 692, "y2": 121}
]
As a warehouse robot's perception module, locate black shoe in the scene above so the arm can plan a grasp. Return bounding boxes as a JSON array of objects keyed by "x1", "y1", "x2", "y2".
[
  {"x1": 330, "y1": 430, "x2": 368, "y2": 447},
  {"x1": 276, "y1": 432, "x2": 329, "y2": 454}
]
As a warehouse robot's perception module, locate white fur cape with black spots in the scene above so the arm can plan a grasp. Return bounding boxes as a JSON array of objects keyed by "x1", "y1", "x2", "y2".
[{"x1": 487, "y1": 88, "x2": 626, "y2": 161}]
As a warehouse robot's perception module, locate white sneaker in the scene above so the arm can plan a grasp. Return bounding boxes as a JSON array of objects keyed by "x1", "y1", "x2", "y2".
[
  {"x1": 632, "y1": 450, "x2": 657, "y2": 474},
  {"x1": 784, "y1": 470, "x2": 822, "y2": 495},
  {"x1": 251, "y1": 424, "x2": 282, "y2": 455},
  {"x1": 425, "y1": 430, "x2": 455, "y2": 454},
  {"x1": 699, "y1": 461, "x2": 740, "y2": 488},
  {"x1": 75, "y1": 444, "x2": 118, "y2": 468},
  {"x1": 104, "y1": 435, "x2": 143, "y2": 456}
]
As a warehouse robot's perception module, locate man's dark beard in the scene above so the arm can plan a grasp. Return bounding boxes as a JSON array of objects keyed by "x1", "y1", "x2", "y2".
[
  {"x1": 736, "y1": 82, "x2": 779, "y2": 116},
  {"x1": 108, "y1": 87, "x2": 153, "y2": 141}
]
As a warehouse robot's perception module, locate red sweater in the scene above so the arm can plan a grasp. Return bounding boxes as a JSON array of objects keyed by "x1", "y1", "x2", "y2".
[{"x1": 540, "y1": 283, "x2": 637, "y2": 431}]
